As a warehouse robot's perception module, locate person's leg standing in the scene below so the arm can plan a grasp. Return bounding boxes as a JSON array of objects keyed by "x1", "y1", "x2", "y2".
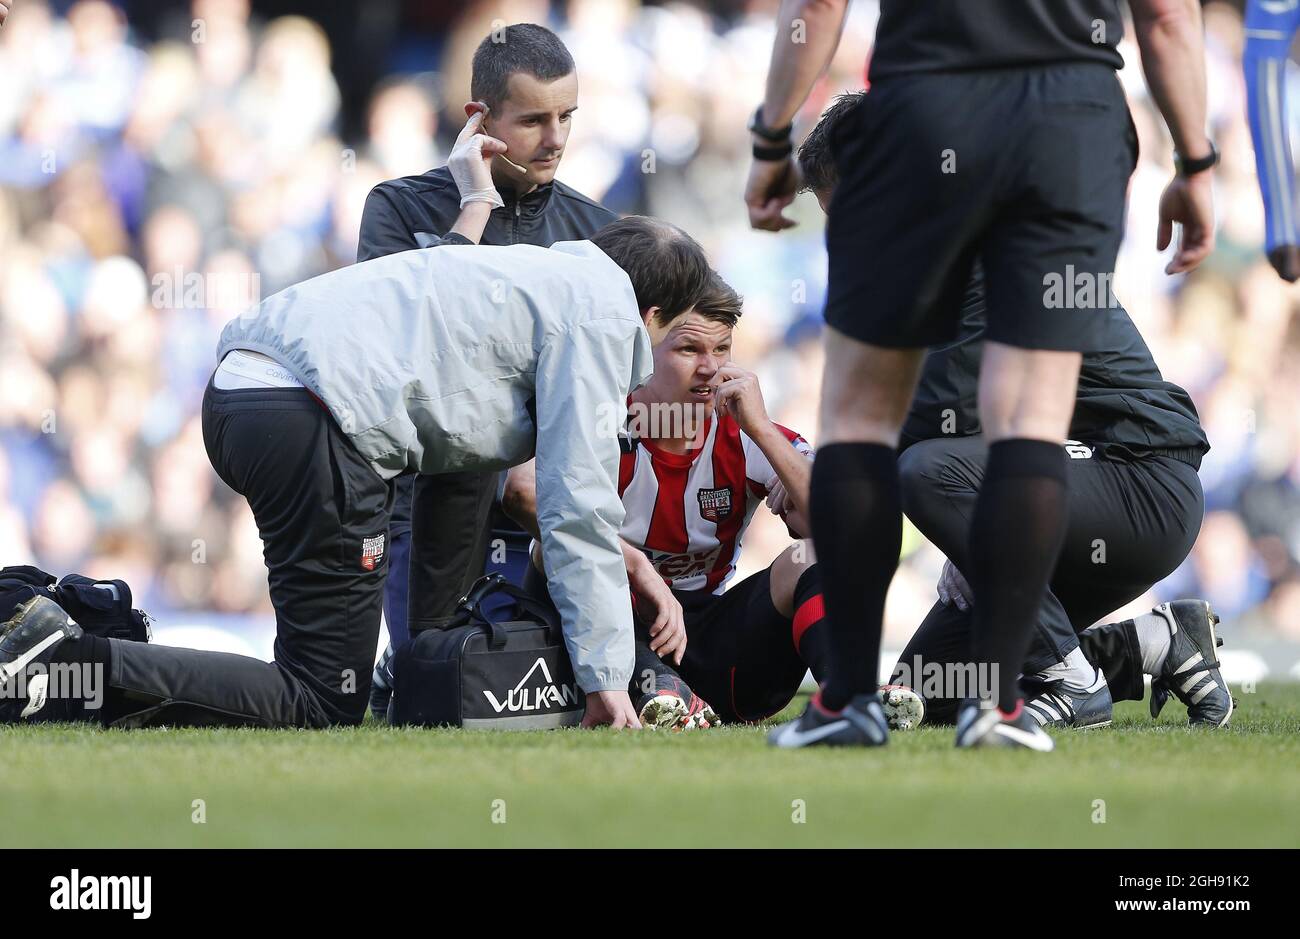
[
  {"x1": 960, "y1": 64, "x2": 1137, "y2": 743},
  {"x1": 898, "y1": 436, "x2": 1082, "y2": 678},
  {"x1": 895, "y1": 437, "x2": 1076, "y2": 725},
  {"x1": 770, "y1": 72, "x2": 996, "y2": 747},
  {"x1": 810, "y1": 339, "x2": 923, "y2": 713}
]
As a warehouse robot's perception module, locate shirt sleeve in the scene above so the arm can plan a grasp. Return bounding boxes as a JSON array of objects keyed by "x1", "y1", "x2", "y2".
[
  {"x1": 1244, "y1": 0, "x2": 1300, "y2": 252},
  {"x1": 532, "y1": 317, "x2": 653, "y2": 693},
  {"x1": 357, "y1": 186, "x2": 422, "y2": 262},
  {"x1": 741, "y1": 423, "x2": 814, "y2": 496}
]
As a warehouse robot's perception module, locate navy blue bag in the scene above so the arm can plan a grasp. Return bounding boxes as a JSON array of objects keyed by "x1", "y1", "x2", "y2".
[
  {"x1": 0, "y1": 565, "x2": 152, "y2": 643},
  {"x1": 388, "y1": 573, "x2": 582, "y2": 729}
]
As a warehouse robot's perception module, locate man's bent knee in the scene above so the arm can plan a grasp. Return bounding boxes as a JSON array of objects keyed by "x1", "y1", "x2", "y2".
[{"x1": 770, "y1": 541, "x2": 817, "y2": 615}]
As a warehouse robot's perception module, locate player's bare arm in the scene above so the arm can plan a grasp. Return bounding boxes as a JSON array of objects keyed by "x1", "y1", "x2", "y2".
[
  {"x1": 1130, "y1": 0, "x2": 1216, "y2": 273},
  {"x1": 744, "y1": 0, "x2": 850, "y2": 231},
  {"x1": 714, "y1": 364, "x2": 811, "y2": 520},
  {"x1": 502, "y1": 462, "x2": 688, "y2": 665},
  {"x1": 503, "y1": 462, "x2": 653, "y2": 590}
]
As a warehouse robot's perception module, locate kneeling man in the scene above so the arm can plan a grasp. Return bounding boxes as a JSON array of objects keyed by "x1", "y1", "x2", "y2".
[{"x1": 1, "y1": 207, "x2": 711, "y2": 729}]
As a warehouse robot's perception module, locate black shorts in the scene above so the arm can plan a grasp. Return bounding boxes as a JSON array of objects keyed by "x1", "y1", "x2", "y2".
[
  {"x1": 825, "y1": 63, "x2": 1137, "y2": 352},
  {"x1": 676, "y1": 568, "x2": 808, "y2": 723}
]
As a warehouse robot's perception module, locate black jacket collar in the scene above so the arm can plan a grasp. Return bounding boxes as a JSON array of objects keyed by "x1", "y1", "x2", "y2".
[{"x1": 499, "y1": 181, "x2": 554, "y2": 217}]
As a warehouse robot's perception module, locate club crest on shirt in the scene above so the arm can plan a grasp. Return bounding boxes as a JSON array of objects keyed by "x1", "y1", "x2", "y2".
[
  {"x1": 361, "y1": 533, "x2": 386, "y2": 571},
  {"x1": 697, "y1": 486, "x2": 733, "y2": 523}
]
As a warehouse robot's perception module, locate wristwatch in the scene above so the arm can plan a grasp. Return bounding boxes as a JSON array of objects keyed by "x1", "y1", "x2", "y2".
[
  {"x1": 748, "y1": 105, "x2": 793, "y2": 142},
  {"x1": 1174, "y1": 141, "x2": 1219, "y2": 177}
]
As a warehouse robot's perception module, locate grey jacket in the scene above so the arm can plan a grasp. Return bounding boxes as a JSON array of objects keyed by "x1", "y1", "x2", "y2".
[{"x1": 217, "y1": 240, "x2": 654, "y2": 693}]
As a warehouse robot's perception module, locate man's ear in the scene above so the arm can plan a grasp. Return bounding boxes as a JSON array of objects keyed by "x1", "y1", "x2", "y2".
[
  {"x1": 643, "y1": 308, "x2": 673, "y2": 347},
  {"x1": 465, "y1": 101, "x2": 492, "y2": 131}
]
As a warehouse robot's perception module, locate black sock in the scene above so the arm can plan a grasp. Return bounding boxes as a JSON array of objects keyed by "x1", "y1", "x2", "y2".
[
  {"x1": 811, "y1": 442, "x2": 901, "y2": 711},
  {"x1": 967, "y1": 439, "x2": 1069, "y2": 711},
  {"x1": 791, "y1": 564, "x2": 830, "y2": 682}
]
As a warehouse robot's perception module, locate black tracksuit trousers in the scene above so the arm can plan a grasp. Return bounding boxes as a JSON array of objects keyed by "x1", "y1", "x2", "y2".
[
  {"x1": 892, "y1": 435, "x2": 1203, "y2": 723},
  {"x1": 92, "y1": 381, "x2": 395, "y2": 728}
]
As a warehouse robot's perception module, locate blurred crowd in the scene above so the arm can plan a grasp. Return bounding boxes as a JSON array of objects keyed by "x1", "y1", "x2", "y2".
[{"x1": 0, "y1": 0, "x2": 1297, "y2": 649}]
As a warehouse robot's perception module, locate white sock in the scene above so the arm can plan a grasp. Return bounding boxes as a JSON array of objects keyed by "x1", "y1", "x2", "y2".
[
  {"x1": 1134, "y1": 611, "x2": 1172, "y2": 675},
  {"x1": 1037, "y1": 646, "x2": 1103, "y2": 693}
]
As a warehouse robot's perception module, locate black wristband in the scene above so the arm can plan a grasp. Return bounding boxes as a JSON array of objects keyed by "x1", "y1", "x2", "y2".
[
  {"x1": 752, "y1": 141, "x2": 793, "y2": 161},
  {"x1": 1174, "y1": 141, "x2": 1219, "y2": 177},
  {"x1": 748, "y1": 105, "x2": 793, "y2": 142}
]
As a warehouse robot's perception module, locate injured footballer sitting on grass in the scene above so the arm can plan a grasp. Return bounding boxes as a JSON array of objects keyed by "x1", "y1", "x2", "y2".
[
  {"x1": 0, "y1": 105, "x2": 722, "y2": 731},
  {"x1": 483, "y1": 269, "x2": 927, "y2": 732}
]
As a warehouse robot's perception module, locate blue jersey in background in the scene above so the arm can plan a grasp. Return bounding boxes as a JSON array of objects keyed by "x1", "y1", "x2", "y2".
[{"x1": 1244, "y1": 0, "x2": 1300, "y2": 253}]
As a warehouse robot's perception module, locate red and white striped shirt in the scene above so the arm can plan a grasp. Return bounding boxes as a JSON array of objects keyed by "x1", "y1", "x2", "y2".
[{"x1": 618, "y1": 415, "x2": 813, "y2": 594}]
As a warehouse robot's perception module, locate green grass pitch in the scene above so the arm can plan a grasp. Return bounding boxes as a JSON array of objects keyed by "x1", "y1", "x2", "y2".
[{"x1": 3, "y1": 683, "x2": 1297, "y2": 847}]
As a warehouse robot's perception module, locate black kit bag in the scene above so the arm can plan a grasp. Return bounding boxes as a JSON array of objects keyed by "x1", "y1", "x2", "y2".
[
  {"x1": 389, "y1": 573, "x2": 584, "y2": 729},
  {"x1": 0, "y1": 565, "x2": 152, "y2": 643}
]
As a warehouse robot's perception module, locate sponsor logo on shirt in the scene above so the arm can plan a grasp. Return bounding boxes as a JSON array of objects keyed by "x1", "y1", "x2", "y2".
[{"x1": 650, "y1": 545, "x2": 723, "y2": 581}]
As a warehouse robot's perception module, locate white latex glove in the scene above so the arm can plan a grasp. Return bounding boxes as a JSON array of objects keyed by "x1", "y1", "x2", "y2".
[
  {"x1": 447, "y1": 111, "x2": 506, "y2": 209},
  {"x1": 765, "y1": 478, "x2": 793, "y2": 516},
  {"x1": 936, "y1": 559, "x2": 974, "y2": 612}
]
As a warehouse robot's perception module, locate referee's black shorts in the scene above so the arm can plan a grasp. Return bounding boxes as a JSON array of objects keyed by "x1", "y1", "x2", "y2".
[{"x1": 825, "y1": 62, "x2": 1137, "y2": 352}]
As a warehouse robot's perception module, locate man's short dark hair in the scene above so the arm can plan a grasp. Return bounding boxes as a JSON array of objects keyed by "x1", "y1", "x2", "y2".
[
  {"x1": 693, "y1": 271, "x2": 743, "y2": 329},
  {"x1": 471, "y1": 23, "x2": 576, "y2": 112},
  {"x1": 797, "y1": 90, "x2": 868, "y2": 196},
  {"x1": 591, "y1": 216, "x2": 711, "y2": 325}
]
